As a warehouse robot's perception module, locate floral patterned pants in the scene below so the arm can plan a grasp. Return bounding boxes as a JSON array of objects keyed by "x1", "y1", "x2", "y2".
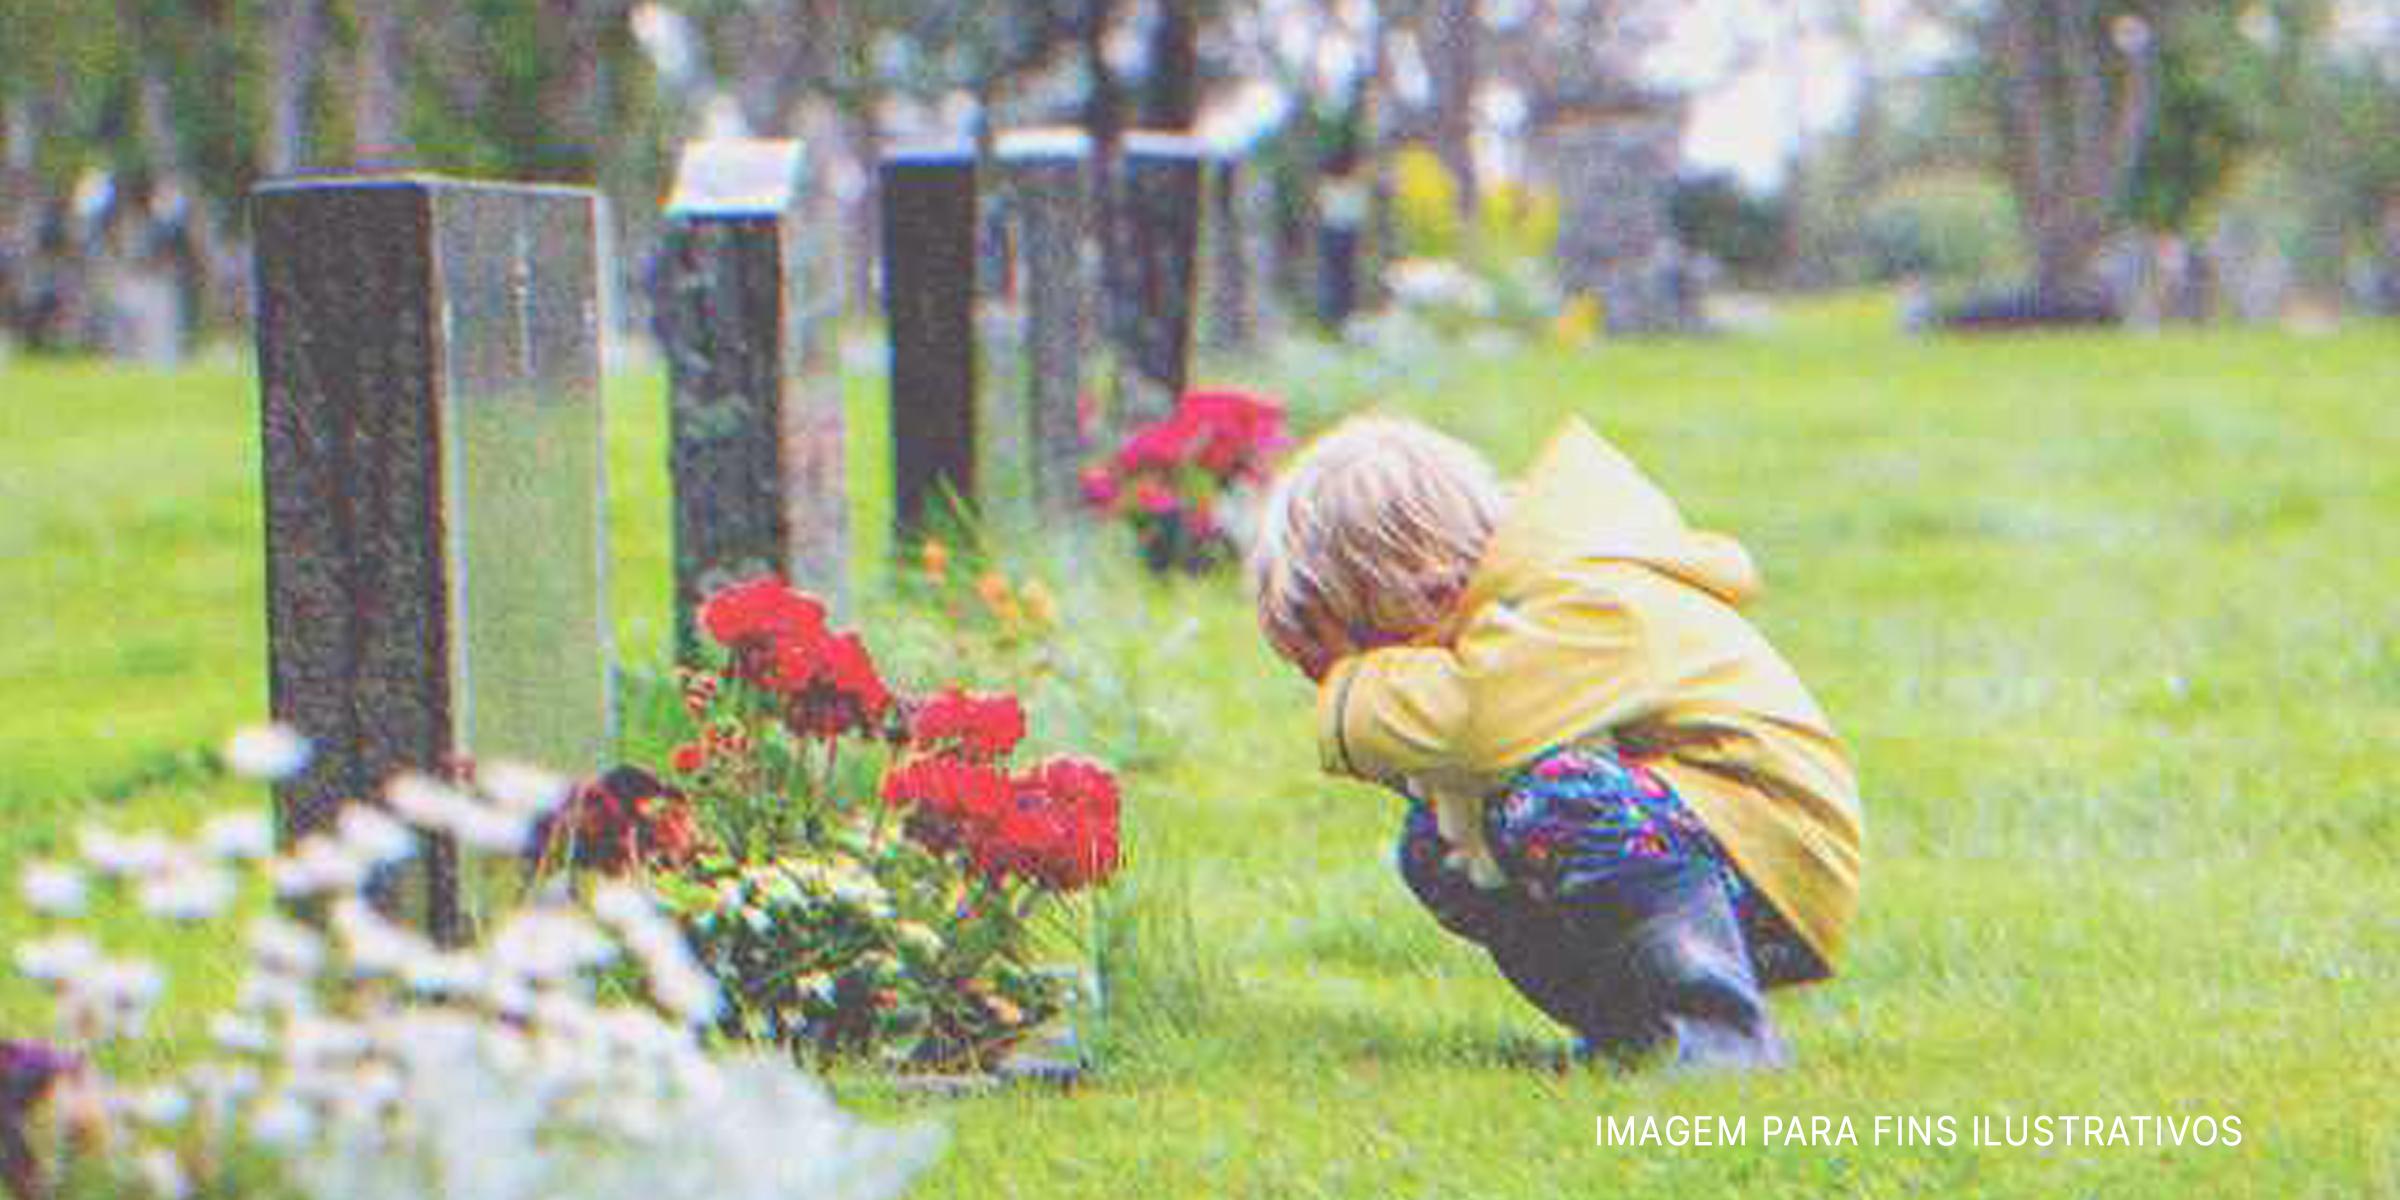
[{"x1": 1396, "y1": 746, "x2": 1823, "y2": 1059}]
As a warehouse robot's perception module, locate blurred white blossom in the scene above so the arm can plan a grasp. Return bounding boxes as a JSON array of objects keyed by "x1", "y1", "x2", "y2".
[
  {"x1": 133, "y1": 1147, "x2": 190, "y2": 1199},
  {"x1": 137, "y1": 861, "x2": 235, "y2": 921},
  {"x1": 201, "y1": 809, "x2": 276, "y2": 860},
  {"x1": 15, "y1": 933, "x2": 100, "y2": 983},
  {"x1": 78, "y1": 825, "x2": 174, "y2": 878},
  {"x1": 481, "y1": 761, "x2": 571, "y2": 815},
  {"x1": 8, "y1": 735, "x2": 940, "y2": 1200},
  {"x1": 337, "y1": 804, "x2": 417, "y2": 867},
  {"x1": 224, "y1": 723, "x2": 312, "y2": 781},
  {"x1": 20, "y1": 860, "x2": 87, "y2": 915}
]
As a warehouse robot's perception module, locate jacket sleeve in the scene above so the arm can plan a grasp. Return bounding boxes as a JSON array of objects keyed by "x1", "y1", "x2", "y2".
[
  {"x1": 1320, "y1": 565, "x2": 1665, "y2": 781},
  {"x1": 1316, "y1": 645, "x2": 1470, "y2": 782}
]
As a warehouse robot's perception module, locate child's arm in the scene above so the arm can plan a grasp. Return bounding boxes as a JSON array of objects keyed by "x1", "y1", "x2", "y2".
[
  {"x1": 1318, "y1": 563, "x2": 1666, "y2": 782},
  {"x1": 1317, "y1": 645, "x2": 1468, "y2": 782}
]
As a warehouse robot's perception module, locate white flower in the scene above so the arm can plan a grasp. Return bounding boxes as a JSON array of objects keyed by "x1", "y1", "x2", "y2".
[
  {"x1": 15, "y1": 934, "x2": 100, "y2": 984},
  {"x1": 331, "y1": 897, "x2": 432, "y2": 977},
  {"x1": 236, "y1": 972, "x2": 314, "y2": 1015},
  {"x1": 211, "y1": 1012, "x2": 273, "y2": 1053},
  {"x1": 649, "y1": 956, "x2": 722, "y2": 1026},
  {"x1": 248, "y1": 914, "x2": 326, "y2": 977},
  {"x1": 284, "y1": 1014, "x2": 369, "y2": 1067},
  {"x1": 337, "y1": 805, "x2": 417, "y2": 867},
  {"x1": 78, "y1": 826, "x2": 173, "y2": 878},
  {"x1": 450, "y1": 803, "x2": 531, "y2": 854},
  {"x1": 200, "y1": 810, "x2": 277, "y2": 861},
  {"x1": 133, "y1": 1148, "x2": 190, "y2": 1200},
  {"x1": 270, "y1": 836, "x2": 369, "y2": 898},
  {"x1": 402, "y1": 951, "x2": 484, "y2": 998},
  {"x1": 589, "y1": 881, "x2": 654, "y2": 927},
  {"x1": 248, "y1": 1094, "x2": 317, "y2": 1149},
  {"x1": 480, "y1": 761, "x2": 571, "y2": 815},
  {"x1": 489, "y1": 908, "x2": 615, "y2": 981},
  {"x1": 80, "y1": 957, "x2": 167, "y2": 1035},
  {"x1": 137, "y1": 863, "x2": 235, "y2": 922},
  {"x1": 92, "y1": 957, "x2": 166, "y2": 1005},
  {"x1": 126, "y1": 1084, "x2": 191, "y2": 1127},
  {"x1": 223, "y1": 724, "x2": 312, "y2": 782},
  {"x1": 389, "y1": 773, "x2": 530, "y2": 852},
  {"x1": 20, "y1": 861, "x2": 87, "y2": 916},
  {"x1": 387, "y1": 773, "x2": 475, "y2": 831},
  {"x1": 183, "y1": 1063, "x2": 261, "y2": 1119},
  {"x1": 347, "y1": 1061, "x2": 404, "y2": 1112}
]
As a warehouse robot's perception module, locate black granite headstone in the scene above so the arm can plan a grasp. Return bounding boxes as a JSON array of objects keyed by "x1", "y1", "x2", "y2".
[
  {"x1": 993, "y1": 129, "x2": 1096, "y2": 516},
  {"x1": 1196, "y1": 85, "x2": 1292, "y2": 354},
  {"x1": 881, "y1": 141, "x2": 979, "y2": 537},
  {"x1": 252, "y1": 175, "x2": 612, "y2": 940},
  {"x1": 1112, "y1": 132, "x2": 1205, "y2": 425},
  {"x1": 657, "y1": 139, "x2": 846, "y2": 646}
]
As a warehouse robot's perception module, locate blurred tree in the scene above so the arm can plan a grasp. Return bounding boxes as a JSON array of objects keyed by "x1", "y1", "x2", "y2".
[
  {"x1": 1420, "y1": 0, "x2": 1479, "y2": 215},
  {"x1": 2122, "y1": 10, "x2": 2254, "y2": 232},
  {"x1": 352, "y1": 0, "x2": 411, "y2": 165},
  {"x1": 1670, "y1": 171, "x2": 1786, "y2": 281},
  {"x1": 1977, "y1": 0, "x2": 2169, "y2": 304}
]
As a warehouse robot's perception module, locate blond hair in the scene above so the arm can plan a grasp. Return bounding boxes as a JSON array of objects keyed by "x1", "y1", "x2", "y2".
[{"x1": 1248, "y1": 416, "x2": 1504, "y2": 672}]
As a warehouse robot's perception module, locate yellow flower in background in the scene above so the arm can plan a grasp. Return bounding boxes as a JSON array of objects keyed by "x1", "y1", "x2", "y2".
[
  {"x1": 976, "y1": 571, "x2": 1022, "y2": 626},
  {"x1": 1020, "y1": 580, "x2": 1058, "y2": 628},
  {"x1": 1394, "y1": 144, "x2": 1463, "y2": 260},
  {"x1": 920, "y1": 539, "x2": 950, "y2": 585},
  {"x1": 1553, "y1": 294, "x2": 1602, "y2": 348}
]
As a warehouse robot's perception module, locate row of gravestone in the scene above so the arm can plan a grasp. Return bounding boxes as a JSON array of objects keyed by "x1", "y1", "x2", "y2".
[{"x1": 251, "y1": 124, "x2": 1282, "y2": 937}]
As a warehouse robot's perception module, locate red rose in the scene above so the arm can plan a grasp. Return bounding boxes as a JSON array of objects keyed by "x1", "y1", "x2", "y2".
[
  {"x1": 1113, "y1": 415, "x2": 1201, "y2": 475},
  {"x1": 698, "y1": 577, "x2": 826, "y2": 652},
  {"x1": 985, "y1": 757, "x2": 1122, "y2": 891},
  {"x1": 669, "y1": 742, "x2": 707, "y2": 775},
  {"x1": 1133, "y1": 479, "x2": 1178, "y2": 516},
  {"x1": 911, "y1": 689, "x2": 1027, "y2": 762},
  {"x1": 763, "y1": 626, "x2": 891, "y2": 740},
  {"x1": 1079, "y1": 464, "x2": 1122, "y2": 509},
  {"x1": 884, "y1": 754, "x2": 1013, "y2": 854}
]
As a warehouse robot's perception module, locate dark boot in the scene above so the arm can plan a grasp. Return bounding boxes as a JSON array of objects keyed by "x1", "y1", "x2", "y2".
[
  {"x1": 1585, "y1": 870, "x2": 1788, "y2": 1072},
  {"x1": 1482, "y1": 913, "x2": 1619, "y2": 1042},
  {"x1": 1555, "y1": 864, "x2": 1785, "y2": 1070}
]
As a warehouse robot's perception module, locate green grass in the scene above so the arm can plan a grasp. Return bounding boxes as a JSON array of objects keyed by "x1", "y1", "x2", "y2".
[{"x1": 5, "y1": 300, "x2": 2399, "y2": 1195}]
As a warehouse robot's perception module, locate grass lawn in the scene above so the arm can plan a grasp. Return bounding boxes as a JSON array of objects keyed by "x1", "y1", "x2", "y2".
[{"x1": 4, "y1": 298, "x2": 2397, "y2": 1195}]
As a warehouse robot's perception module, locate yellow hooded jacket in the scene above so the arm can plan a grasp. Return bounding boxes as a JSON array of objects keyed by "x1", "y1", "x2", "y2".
[{"x1": 1316, "y1": 418, "x2": 1863, "y2": 967}]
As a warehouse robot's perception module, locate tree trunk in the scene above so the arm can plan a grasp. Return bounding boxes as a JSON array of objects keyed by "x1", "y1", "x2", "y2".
[
  {"x1": 352, "y1": 0, "x2": 412, "y2": 166},
  {"x1": 0, "y1": 97, "x2": 41, "y2": 342},
  {"x1": 1994, "y1": 0, "x2": 2158, "y2": 306},
  {"x1": 535, "y1": 0, "x2": 613, "y2": 178},
  {"x1": 1139, "y1": 0, "x2": 1201, "y2": 131},
  {"x1": 264, "y1": 0, "x2": 324, "y2": 175},
  {"x1": 1424, "y1": 0, "x2": 1480, "y2": 216}
]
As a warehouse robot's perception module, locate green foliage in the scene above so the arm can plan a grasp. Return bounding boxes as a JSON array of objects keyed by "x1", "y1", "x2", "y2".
[
  {"x1": 2123, "y1": 22, "x2": 2257, "y2": 232},
  {"x1": 1857, "y1": 169, "x2": 2029, "y2": 284},
  {"x1": 1670, "y1": 171, "x2": 1788, "y2": 279}
]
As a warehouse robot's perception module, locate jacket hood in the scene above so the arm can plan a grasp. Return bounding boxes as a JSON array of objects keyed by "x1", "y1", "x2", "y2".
[{"x1": 1466, "y1": 417, "x2": 1760, "y2": 608}]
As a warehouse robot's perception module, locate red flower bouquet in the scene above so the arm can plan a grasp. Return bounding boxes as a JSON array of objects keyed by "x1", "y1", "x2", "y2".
[
  {"x1": 583, "y1": 577, "x2": 1123, "y2": 1071},
  {"x1": 1082, "y1": 388, "x2": 1290, "y2": 573}
]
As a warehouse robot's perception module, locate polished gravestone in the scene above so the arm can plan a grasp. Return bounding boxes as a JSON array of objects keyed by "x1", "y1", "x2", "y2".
[
  {"x1": 1111, "y1": 132, "x2": 1205, "y2": 424},
  {"x1": 991, "y1": 129, "x2": 1096, "y2": 515},
  {"x1": 1198, "y1": 134, "x2": 1282, "y2": 354},
  {"x1": 656, "y1": 139, "x2": 846, "y2": 645},
  {"x1": 881, "y1": 140, "x2": 979, "y2": 537},
  {"x1": 253, "y1": 175, "x2": 612, "y2": 939}
]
